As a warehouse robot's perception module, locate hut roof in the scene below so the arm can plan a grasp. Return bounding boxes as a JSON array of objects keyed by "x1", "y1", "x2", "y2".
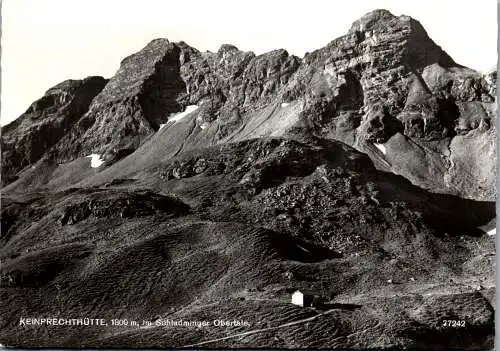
[{"x1": 294, "y1": 289, "x2": 323, "y2": 295}]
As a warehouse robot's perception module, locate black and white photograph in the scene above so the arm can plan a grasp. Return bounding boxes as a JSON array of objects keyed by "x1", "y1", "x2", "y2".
[{"x1": 0, "y1": 0, "x2": 497, "y2": 348}]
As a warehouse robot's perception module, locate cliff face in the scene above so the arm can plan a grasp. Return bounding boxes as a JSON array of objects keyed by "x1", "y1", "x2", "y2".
[
  {"x1": 1, "y1": 9, "x2": 496, "y2": 200},
  {"x1": 1, "y1": 77, "x2": 107, "y2": 184},
  {"x1": 52, "y1": 40, "x2": 186, "y2": 162},
  {"x1": 283, "y1": 10, "x2": 495, "y2": 200}
]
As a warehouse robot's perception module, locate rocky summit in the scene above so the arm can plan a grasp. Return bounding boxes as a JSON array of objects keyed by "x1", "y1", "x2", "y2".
[{"x1": 0, "y1": 9, "x2": 496, "y2": 349}]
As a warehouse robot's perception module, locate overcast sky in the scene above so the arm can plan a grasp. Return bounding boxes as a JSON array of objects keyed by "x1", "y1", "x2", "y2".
[{"x1": 1, "y1": 0, "x2": 497, "y2": 125}]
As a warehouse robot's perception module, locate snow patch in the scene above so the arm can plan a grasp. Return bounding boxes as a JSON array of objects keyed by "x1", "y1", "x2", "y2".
[
  {"x1": 374, "y1": 143, "x2": 387, "y2": 155},
  {"x1": 158, "y1": 105, "x2": 199, "y2": 130},
  {"x1": 479, "y1": 219, "x2": 496, "y2": 236},
  {"x1": 169, "y1": 105, "x2": 199, "y2": 123},
  {"x1": 86, "y1": 154, "x2": 104, "y2": 168}
]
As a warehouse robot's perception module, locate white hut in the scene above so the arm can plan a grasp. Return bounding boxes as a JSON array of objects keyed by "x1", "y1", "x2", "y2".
[{"x1": 291, "y1": 290, "x2": 324, "y2": 307}]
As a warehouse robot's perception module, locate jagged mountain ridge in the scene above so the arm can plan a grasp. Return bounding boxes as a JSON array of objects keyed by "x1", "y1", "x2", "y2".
[{"x1": 1, "y1": 9, "x2": 496, "y2": 200}]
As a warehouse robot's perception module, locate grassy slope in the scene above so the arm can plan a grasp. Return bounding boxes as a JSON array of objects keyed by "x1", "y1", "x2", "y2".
[{"x1": 0, "y1": 138, "x2": 495, "y2": 348}]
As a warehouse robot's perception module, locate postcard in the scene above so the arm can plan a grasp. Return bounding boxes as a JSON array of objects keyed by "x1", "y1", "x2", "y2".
[{"x1": 0, "y1": 0, "x2": 496, "y2": 348}]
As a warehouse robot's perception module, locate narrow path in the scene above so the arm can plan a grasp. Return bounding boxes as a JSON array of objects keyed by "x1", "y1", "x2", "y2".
[{"x1": 179, "y1": 309, "x2": 335, "y2": 348}]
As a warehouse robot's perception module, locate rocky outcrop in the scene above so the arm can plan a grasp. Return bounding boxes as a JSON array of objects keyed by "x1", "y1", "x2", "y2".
[
  {"x1": 156, "y1": 138, "x2": 494, "y2": 245},
  {"x1": 37, "y1": 40, "x2": 301, "y2": 164},
  {"x1": 1, "y1": 76, "x2": 107, "y2": 184},
  {"x1": 53, "y1": 39, "x2": 186, "y2": 162},
  {"x1": 58, "y1": 189, "x2": 189, "y2": 225},
  {"x1": 282, "y1": 10, "x2": 495, "y2": 199}
]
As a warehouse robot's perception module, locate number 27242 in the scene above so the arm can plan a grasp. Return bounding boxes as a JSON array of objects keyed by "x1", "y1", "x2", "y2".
[{"x1": 442, "y1": 320, "x2": 466, "y2": 327}]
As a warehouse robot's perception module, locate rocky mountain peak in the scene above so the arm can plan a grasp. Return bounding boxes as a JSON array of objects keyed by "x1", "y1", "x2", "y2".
[
  {"x1": 349, "y1": 9, "x2": 396, "y2": 33},
  {"x1": 347, "y1": 9, "x2": 456, "y2": 70},
  {"x1": 218, "y1": 44, "x2": 240, "y2": 55}
]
